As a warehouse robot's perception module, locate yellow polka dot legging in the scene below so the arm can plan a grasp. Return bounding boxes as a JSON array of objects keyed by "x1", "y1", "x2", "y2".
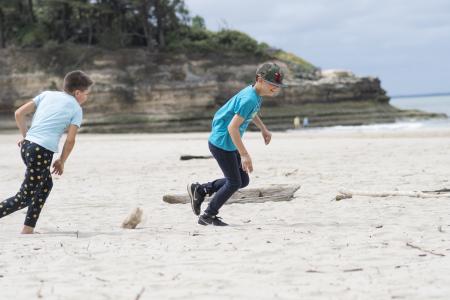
[{"x1": 0, "y1": 140, "x2": 53, "y2": 228}]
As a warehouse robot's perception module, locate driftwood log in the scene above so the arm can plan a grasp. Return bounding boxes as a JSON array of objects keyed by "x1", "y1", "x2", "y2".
[
  {"x1": 336, "y1": 188, "x2": 450, "y2": 201},
  {"x1": 122, "y1": 207, "x2": 143, "y2": 229},
  {"x1": 180, "y1": 155, "x2": 213, "y2": 161},
  {"x1": 163, "y1": 184, "x2": 300, "y2": 204}
]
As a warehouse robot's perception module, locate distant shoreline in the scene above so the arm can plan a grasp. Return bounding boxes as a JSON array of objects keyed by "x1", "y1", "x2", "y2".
[{"x1": 391, "y1": 92, "x2": 450, "y2": 99}]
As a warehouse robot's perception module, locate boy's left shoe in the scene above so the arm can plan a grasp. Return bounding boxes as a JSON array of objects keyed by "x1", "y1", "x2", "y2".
[
  {"x1": 187, "y1": 183, "x2": 205, "y2": 216},
  {"x1": 198, "y1": 214, "x2": 228, "y2": 226}
]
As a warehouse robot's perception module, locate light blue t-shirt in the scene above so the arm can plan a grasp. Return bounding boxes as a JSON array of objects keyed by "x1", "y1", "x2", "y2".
[
  {"x1": 25, "y1": 91, "x2": 83, "y2": 153},
  {"x1": 209, "y1": 85, "x2": 262, "y2": 151}
]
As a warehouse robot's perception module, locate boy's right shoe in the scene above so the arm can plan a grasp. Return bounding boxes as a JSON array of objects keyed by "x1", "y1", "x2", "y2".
[
  {"x1": 187, "y1": 183, "x2": 205, "y2": 216},
  {"x1": 198, "y1": 214, "x2": 228, "y2": 226}
]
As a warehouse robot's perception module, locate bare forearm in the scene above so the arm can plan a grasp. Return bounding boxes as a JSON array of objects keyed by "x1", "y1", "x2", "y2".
[
  {"x1": 14, "y1": 101, "x2": 36, "y2": 138},
  {"x1": 228, "y1": 127, "x2": 248, "y2": 155},
  {"x1": 59, "y1": 140, "x2": 75, "y2": 163},
  {"x1": 252, "y1": 115, "x2": 267, "y2": 131},
  {"x1": 14, "y1": 114, "x2": 28, "y2": 138}
]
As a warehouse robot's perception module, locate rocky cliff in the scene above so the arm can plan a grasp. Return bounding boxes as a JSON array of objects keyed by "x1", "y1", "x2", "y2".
[{"x1": 0, "y1": 47, "x2": 444, "y2": 133}]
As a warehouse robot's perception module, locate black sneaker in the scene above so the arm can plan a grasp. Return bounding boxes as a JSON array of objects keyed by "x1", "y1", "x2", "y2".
[
  {"x1": 187, "y1": 183, "x2": 205, "y2": 216},
  {"x1": 198, "y1": 214, "x2": 228, "y2": 226}
]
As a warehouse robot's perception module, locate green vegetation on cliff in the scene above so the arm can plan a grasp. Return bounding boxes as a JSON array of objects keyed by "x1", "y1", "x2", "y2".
[{"x1": 0, "y1": 0, "x2": 316, "y2": 74}]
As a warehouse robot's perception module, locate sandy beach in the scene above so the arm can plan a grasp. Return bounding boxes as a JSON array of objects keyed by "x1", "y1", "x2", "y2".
[{"x1": 1, "y1": 126, "x2": 450, "y2": 300}]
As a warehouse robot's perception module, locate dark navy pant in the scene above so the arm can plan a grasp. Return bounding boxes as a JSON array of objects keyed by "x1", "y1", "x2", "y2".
[
  {"x1": 0, "y1": 140, "x2": 53, "y2": 227},
  {"x1": 201, "y1": 142, "x2": 249, "y2": 216}
]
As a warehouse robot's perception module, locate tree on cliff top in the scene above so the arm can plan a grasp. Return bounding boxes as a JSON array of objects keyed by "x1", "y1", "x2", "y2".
[
  {"x1": 0, "y1": 0, "x2": 316, "y2": 73},
  {"x1": 0, "y1": 0, "x2": 273, "y2": 55},
  {"x1": 0, "y1": 0, "x2": 189, "y2": 50}
]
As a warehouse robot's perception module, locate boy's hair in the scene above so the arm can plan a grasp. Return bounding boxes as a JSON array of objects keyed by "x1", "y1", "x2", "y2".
[{"x1": 63, "y1": 70, "x2": 93, "y2": 93}]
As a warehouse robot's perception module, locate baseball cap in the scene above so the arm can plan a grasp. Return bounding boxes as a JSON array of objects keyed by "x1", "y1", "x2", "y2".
[{"x1": 256, "y1": 63, "x2": 287, "y2": 87}]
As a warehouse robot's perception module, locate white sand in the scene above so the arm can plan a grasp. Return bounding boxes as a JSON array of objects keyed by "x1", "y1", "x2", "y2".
[{"x1": 1, "y1": 127, "x2": 450, "y2": 299}]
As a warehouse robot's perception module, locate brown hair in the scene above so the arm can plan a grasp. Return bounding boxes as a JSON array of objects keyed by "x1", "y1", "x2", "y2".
[{"x1": 63, "y1": 70, "x2": 93, "y2": 93}]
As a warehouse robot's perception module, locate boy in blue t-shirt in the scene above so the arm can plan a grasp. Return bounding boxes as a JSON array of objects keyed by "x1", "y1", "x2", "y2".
[
  {"x1": 0, "y1": 70, "x2": 93, "y2": 234},
  {"x1": 187, "y1": 63, "x2": 286, "y2": 226}
]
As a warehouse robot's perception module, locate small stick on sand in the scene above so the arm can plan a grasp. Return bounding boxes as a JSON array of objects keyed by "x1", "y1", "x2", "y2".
[
  {"x1": 122, "y1": 207, "x2": 143, "y2": 229},
  {"x1": 406, "y1": 242, "x2": 445, "y2": 257},
  {"x1": 135, "y1": 287, "x2": 145, "y2": 300},
  {"x1": 343, "y1": 268, "x2": 363, "y2": 272},
  {"x1": 284, "y1": 169, "x2": 298, "y2": 177},
  {"x1": 336, "y1": 188, "x2": 450, "y2": 201},
  {"x1": 180, "y1": 155, "x2": 213, "y2": 161},
  {"x1": 422, "y1": 188, "x2": 450, "y2": 193}
]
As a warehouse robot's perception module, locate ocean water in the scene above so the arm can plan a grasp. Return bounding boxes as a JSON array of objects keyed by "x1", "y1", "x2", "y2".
[
  {"x1": 391, "y1": 94, "x2": 450, "y2": 117},
  {"x1": 319, "y1": 119, "x2": 450, "y2": 132},
  {"x1": 307, "y1": 94, "x2": 450, "y2": 132}
]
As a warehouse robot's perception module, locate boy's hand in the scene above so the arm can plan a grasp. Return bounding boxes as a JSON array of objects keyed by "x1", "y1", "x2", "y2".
[
  {"x1": 52, "y1": 159, "x2": 64, "y2": 175},
  {"x1": 17, "y1": 138, "x2": 25, "y2": 147},
  {"x1": 241, "y1": 153, "x2": 253, "y2": 173},
  {"x1": 262, "y1": 129, "x2": 272, "y2": 145}
]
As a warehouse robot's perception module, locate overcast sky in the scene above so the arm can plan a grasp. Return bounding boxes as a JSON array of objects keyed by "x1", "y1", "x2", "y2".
[{"x1": 184, "y1": 0, "x2": 450, "y2": 96}]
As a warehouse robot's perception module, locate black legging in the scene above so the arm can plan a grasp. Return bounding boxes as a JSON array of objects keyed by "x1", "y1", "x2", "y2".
[{"x1": 0, "y1": 140, "x2": 53, "y2": 228}]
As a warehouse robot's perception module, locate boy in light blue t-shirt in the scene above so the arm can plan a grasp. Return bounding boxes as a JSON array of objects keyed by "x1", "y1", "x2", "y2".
[
  {"x1": 0, "y1": 70, "x2": 93, "y2": 234},
  {"x1": 188, "y1": 63, "x2": 286, "y2": 226}
]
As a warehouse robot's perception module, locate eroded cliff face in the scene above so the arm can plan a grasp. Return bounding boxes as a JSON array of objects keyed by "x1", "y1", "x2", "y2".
[{"x1": 0, "y1": 48, "x2": 442, "y2": 132}]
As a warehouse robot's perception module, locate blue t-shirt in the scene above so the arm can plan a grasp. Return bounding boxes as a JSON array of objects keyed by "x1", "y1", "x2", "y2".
[
  {"x1": 209, "y1": 85, "x2": 262, "y2": 151},
  {"x1": 25, "y1": 91, "x2": 83, "y2": 153}
]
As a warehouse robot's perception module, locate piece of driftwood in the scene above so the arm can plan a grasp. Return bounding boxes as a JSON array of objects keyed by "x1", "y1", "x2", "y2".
[
  {"x1": 180, "y1": 155, "x2": 213, "y2": 161},
  {"x1": 422, "y1": 188, "x2": 450, "y2": 194},
  {"x1": 163, "y1": 184, "x2": 300, "y2": 204},
  {"x1": 122, "y1": 207, "x2": 143, "y2": 229},
  {"x1": 135, "y1": 287, "x2": 146, "y2": 300},
  {"x1": 336, "y1": 188, "x2": 450, "y2": 201},
  {"x1": 406, "y1": 242, "x2": 445, "y2": 257}
]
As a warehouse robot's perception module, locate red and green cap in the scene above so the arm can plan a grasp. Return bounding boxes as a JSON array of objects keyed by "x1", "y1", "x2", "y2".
[{"x1": 256, "y1": 63, "x2": 287, "y2": 87}]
